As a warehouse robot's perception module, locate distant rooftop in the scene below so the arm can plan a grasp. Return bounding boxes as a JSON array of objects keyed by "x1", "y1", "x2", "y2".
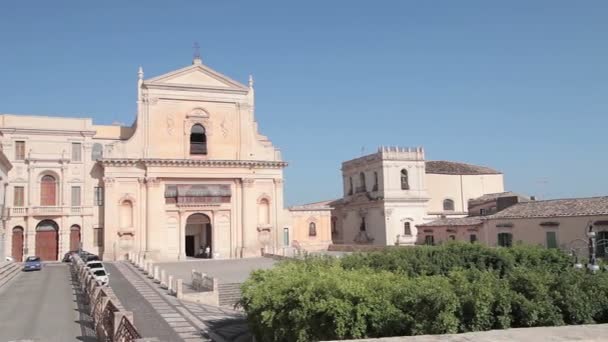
[
  {"x1": 488, "y1": 196, "x2": 608, "y2": 219},
  {"x1": 418, "y1": 217, "x2": 484, "y2": 227},
  {"x1": 425, "y1": 161, "x2": 502, "y2": 175},
  {"x1": 469, "y1": 191, "x2": 529, "y2": 205},
  {"x1": 289, "y1": 199, "x2": 334, "y2": 211}
]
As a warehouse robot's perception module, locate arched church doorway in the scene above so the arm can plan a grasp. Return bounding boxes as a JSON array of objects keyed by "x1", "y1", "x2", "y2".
[
  {"x1": 36, "y1": 220, "x2": 59, "y2": 261},
  {"x1": 12, "y1": 226, "x2": 24, "y2": 262},
  {"x1": 70, "y1": 225, "x2": 81, "y2": 252},
  {"x1": 185, "y1": 213, "x2": 211, "y2": 258}
]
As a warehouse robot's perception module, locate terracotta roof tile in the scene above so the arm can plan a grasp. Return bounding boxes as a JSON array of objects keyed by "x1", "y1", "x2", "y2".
[
  {"x1": 418, "y1": 217, "x2": 484, "y2": 227},
  {"x1": 468, "y1": 192, "x2": 530, "y2": 205},
  {"x1": 425, "y1": 161, "x2": 501, "y2": 175},
  {"x1": 488, "y1": 196, "x2": 608, "y2": 219}
]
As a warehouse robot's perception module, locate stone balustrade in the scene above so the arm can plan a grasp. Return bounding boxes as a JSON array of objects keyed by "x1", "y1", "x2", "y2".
[{"x1": 72, "y1": 254, "x2": 147, "y2": 341}]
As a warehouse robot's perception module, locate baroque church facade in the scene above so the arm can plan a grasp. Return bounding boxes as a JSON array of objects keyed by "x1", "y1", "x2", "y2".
[{"x1": 1, "y1": 57, "x2": 297, "y2": 261}]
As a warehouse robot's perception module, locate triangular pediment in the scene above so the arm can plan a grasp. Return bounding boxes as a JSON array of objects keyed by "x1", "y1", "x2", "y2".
[{"x1": 144, "y1": 62, "x2": 248, "y2": 91}]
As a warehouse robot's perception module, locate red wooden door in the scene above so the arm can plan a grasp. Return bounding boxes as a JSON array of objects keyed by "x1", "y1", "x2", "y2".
[
  {"x1": 40, "y1": 175, "x2": 57, "y2": 206},
  {"x1": 70, "y1": 226, "x2": 81, "y2": 251},
  {"x1": 36, "y1": 229, "x2": 58, "y2": 261},
  {"x1": 11, "y1": 228, "x2": 24, "y2": 262}
]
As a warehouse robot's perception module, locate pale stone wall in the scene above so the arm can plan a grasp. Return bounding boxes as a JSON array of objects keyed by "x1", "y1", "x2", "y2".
[
  {"x1": 0, "y1": 151, "x2": 11, "y2": 259},
  {"x1": 425, "y1": 173, "x2": 504, "y2": 217},
  {"x1": 485, "y1": 215, "x2": 608, "y2": 248},
  {"x1": 0, "y1": 116, "x2": 99, "y2": 259},
  {"x1": 289, "y1": 209, "x2": 332, "y2": 251}
]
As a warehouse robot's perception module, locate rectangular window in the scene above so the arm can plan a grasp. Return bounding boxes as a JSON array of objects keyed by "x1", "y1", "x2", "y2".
[
  {"x1": 94, "y1": 227, "x2": 104, "y2": 247},
  {"x1": 470, "y1": 234, "x2": 477, "y2": 243},
  {"x1": 283, "y1": 228, "x2": 289, "y2": 246},
  {"x1": 497, "y1": 233, "x2": 513, "y2": 247},
  {"x1": 424, "y1": 235, "x2": 434, "y2": 246},
  {"x1": 546, "y1": 231, "x2": 558, "y2": 249},
  {"x1": 14, "y1": 186, "x2": 24, "y2": 206},
  {"x1": 94, "y1": 187, "x2": 104, "y2": 206},
  {"x1": 72, "y1": 143, "x2": 82, "y2": 162},
  {"x1": 71, "y1": 186, "x2": 81, "y2": 207},
  {"x1": 480, "y1": 208, "x2": 486, "y2": 216},
  {"x1": 15, "y1": 141, "x2": 25, "y2": 160}
]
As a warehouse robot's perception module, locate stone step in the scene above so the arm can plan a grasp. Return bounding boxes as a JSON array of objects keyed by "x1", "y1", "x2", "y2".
[{"x1": 0, "y1": 263, "x2": 21, "y2": 288}]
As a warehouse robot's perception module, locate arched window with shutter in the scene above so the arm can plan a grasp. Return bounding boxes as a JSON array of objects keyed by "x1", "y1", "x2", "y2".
[
  {"x1": 443, "y1": 199, "x2": 455, "y2": 211},
  {"x1": 403, "y1": 222, "x2": 411, "y2": 236},
  {"x1": 400, "y1": 169, "x2": 409, "y2": 190},
  {"x1": 190, "y1": 124, "x2": 207, "y2": 155},
  {"x1": 40, "y1": 175, "x2": 57, "y2": 206}
]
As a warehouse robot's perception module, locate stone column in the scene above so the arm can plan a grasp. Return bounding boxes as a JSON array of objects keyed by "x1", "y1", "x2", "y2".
[
  {"x1": 144, "y1": 177, "x2": 161, "y2": 258},
  {"x1": 232, "y1": 179, "x2": 242, "y2": 258},
  {"x1": 178, "y1": 209, "x2": 186, "y2": 260},
  {"x1": 102, "y1": 177, "x2": 115, "y2": 260},
  {"x1": 137, "y1": 177, "x2": 146, "y2": 254},
  {"x1": 60, "y1": 164, "x2": 68, "y2": 207},
  {"x1": 241, "y1": 178, "x2": 255, "y2": 257},
  {"x1": 27, "y1": 164, "x2": 34, "y2": 206},
  {"x1": 273, "y1": 178, "x2": 284, "y2": 254}
]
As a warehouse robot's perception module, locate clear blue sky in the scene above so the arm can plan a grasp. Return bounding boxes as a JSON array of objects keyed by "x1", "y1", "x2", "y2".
[{"x1": 1, "y1": 1, "x2": 606, "y2": 206}]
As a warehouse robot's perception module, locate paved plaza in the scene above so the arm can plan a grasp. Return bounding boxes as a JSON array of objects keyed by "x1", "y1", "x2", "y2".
[
  {"x1": 108, "y1": 261, "x2": 252, "y2": 341},
  {"x1": 155, "y1": 257, "x2": 277, "y2": 285},
  {"x1": 332, "y1": 323, "x2": 608, "y2": 342}
]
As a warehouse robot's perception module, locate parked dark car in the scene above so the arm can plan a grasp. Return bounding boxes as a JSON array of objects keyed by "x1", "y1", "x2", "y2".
[
  {"x1": 23, "y1": 256, "x2": 42, "y2": 271},
  {"x1": 85, "y1": 254, "x2": 100, "y2": 262},
  {"x1": 62, "y1": 251, "x2": 77, "y2": 263}
]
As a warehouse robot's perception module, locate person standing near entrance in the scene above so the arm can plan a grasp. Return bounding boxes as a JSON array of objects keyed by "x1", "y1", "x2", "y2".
[{"x1": 204, "y1": 245, "x2": 211, "y2": 259}]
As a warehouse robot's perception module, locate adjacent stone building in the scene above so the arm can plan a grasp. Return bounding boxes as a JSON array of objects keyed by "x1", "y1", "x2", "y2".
[
  {"x1": 329, "y1": 146, "x2": 504, "y2": 246},
  {"x1": 417, "y1": 195, "x2": 608, "y2": 256},
  {"x1": 0, "y1": 151, "x2": 12, "y2": 260}
]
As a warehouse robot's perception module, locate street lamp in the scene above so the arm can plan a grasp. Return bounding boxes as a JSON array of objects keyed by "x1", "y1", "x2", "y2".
[
  {"x1": 586, "y1": 223, "x2": 600, "y2": 273},
  {"x1": 571, "y1": 250, "x2": 584, "y2": 269}
]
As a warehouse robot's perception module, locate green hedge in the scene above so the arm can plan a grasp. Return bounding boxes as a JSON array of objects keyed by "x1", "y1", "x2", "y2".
[
  {"x1": 340, "y1": 243, "x2": 572, "y2": 276},
  {"x1": 239, "y1": 243, "x2": 608, "y2": 341}
]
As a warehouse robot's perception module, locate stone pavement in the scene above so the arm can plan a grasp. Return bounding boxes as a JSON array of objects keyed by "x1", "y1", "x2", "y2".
[
  {"x1": 0, "y1": 263, "x2": 96, "y2": 342},
  {"x1": 109, "y1": 261, "x2": 252, "y2": 342},
  {"x1": 328, "y1": 323, "x2": 608, "y2": 342},
  {"x1": 155, "y1": 257, "x2": 276, "y2": 285}
]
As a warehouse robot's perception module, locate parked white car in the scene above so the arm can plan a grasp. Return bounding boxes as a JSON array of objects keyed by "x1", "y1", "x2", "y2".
[
  {"x1": 91, "y1": 268, "x2": 110, "y2": 286},
  {"x1": 86, "y1": 260, "x2": 104, "y2": 271}
]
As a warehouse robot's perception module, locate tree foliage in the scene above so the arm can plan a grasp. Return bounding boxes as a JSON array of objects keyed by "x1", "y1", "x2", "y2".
[{"x1": 239, "y1": 243, "x2": 604, "y2": 341}]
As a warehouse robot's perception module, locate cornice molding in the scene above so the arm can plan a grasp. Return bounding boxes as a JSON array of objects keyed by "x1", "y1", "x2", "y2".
[
  {"x1": 143, "y1": 83, "x2": 248, "y2": 95},
  {"x1": 101, "y1": 158, "x2": 287, "y2": 169},
  {"x1": 0, "y1": 127, "x2": 96, "y2": 137}
]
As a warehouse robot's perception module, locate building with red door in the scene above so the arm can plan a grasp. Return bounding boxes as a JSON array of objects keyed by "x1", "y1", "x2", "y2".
[
  {"x1": 0, "y1": 150, "x2": 12, "y2": 260},
  {"x1": 0, "y1": 56, "x2": 293, "y2": 261}
]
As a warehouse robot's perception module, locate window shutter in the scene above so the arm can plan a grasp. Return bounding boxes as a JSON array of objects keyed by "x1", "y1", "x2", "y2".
[
  {"x1": 546, "y1": 231, "x2": 558, "y2": 249},
  {"x1": 71, "y1": 186, "x2": 81, "y2": 207},
  {"x1": 15, "y1": 141, "x2": 25, "y2": 160},
  {"x1": 72, "y1": 143, "x2": 82, "y2": 162}
]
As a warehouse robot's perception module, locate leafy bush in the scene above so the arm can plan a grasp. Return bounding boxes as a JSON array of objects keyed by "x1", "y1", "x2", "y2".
[
  {"x1": 340, "y1": 243, "x2": 571, "y2": 277},
  {"x1": 240, "y1": 244, "x2": 605, "y2": 341}
]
